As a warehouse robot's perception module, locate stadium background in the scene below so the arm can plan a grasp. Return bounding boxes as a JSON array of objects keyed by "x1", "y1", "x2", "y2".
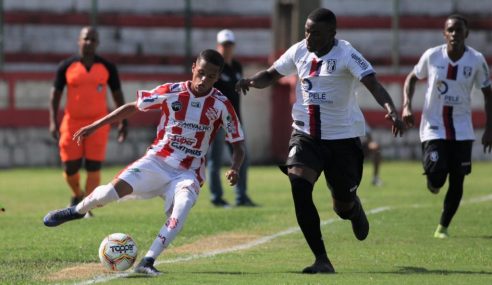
[{"x1": 0, "y1": 0, "x2": 491, "y2": 168}]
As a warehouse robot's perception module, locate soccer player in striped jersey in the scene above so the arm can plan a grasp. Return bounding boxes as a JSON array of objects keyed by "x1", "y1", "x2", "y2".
[
  {"x1": 236, "y1": 8, "x2": 404, "y2": 273},
  {"x1": 403, "y1": 14, "x2": 492, "y2": 239},
  {"x1": 43, "y1": 49, "x2": 245, "y2": 276}
]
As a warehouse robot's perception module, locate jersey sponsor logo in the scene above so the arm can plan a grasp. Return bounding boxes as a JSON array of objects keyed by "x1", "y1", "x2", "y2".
[
  {"x1": 301, "y1": 78, "x2": 313, "y2": 91},
  {"x1": 351, "y1": 53, "x2": 368, "y2": 70},
  {"x1": 171, "y1": 101, "x2": 182, "y2": 111},
  {"x1": 326, "y1": 59, "x2": 336, "y2": 73},
  {"x1": 169, "y1": 118, "x2": 211, "y2": 131},
  {"x1": 463, "y1": 66, "x2": 472, "y2": 78},
  {"x1": 429, "y1": 125, "x2": 439, "y2": 130},
  {"x1": 170, "y1": 141, "x2": 202, "y2": 156},
  {"x1": 437, "y1": 80, "x2": 448, "y2": 95},
  {"x1": 191, "y1": 101, "x2": 201, "y2": 108},
  {"x1": 168, "y1": 134, "x2": 196, "y2": 146},
  {"x1": 444, "y1": 95, "x2": 461, "y2": 105},
  {"x1": 302, "y1": 91, "x2": 334, "y2": 104}
]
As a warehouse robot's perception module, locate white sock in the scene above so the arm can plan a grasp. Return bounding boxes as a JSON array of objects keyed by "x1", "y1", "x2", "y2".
[
  {"x1": 144, "y1": 188, "x2": 196, "y2": 259},
  {"x1": 75, "y1": 184, "x2": 119, "y2": 214}
]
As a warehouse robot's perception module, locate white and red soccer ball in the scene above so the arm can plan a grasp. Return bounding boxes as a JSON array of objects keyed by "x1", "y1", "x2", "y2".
[{"x1": 98, "y1": 233, "x2": 138, "y2": 271}]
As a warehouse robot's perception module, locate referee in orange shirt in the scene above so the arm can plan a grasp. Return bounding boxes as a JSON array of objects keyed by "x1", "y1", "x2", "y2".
[{"x1": 49, "y1": 26, "x2": 127, "y2": 212}]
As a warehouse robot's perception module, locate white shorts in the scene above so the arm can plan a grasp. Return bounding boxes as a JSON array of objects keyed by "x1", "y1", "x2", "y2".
[{"x1": 117, "y1": 154, "x2": 201, "y2": 215}]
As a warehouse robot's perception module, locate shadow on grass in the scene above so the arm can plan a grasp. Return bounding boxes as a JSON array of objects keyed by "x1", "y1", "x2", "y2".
[{"x1": 375, "y1": 266, "x2": 492, "y2": 276}]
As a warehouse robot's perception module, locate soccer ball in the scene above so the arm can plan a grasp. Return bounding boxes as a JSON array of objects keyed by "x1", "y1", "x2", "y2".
[{"x1": 98, "y1": 233, "x2": 138, "y2": 271}]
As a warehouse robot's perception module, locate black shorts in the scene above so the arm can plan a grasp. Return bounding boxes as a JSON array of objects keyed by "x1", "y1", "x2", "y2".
[
  {"x1": 421, "y1": 139, "x2": 473, "y2": 176},
  {"x1": 283, "y1": 130, "x2": 364, "y2": 202}
]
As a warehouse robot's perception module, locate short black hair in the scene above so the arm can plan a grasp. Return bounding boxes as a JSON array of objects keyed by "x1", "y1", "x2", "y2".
[
  {"x1": 447, "y1": 14, "x2": 468, "y2": 29},
  {"x1": 196, "y1": 49, "x2": 224, "y2": 71},
  {"x1": 308, "y1": 8, "x2": 337, "y2": 27}
]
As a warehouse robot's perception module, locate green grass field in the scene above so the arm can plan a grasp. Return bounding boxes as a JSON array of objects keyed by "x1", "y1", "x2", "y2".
[{"x1": 1, "y1": 161, "x2": 491, "y2": 285}]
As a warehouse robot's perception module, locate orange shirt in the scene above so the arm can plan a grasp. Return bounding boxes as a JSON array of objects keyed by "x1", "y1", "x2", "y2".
[{"x1": 53, "y1": 55, "x2": 121, "y2": 121}]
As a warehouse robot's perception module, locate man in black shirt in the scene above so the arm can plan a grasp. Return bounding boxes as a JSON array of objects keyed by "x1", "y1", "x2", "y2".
[{"x1": 207, "y1": 29, "x2": 256, "y2": 207}]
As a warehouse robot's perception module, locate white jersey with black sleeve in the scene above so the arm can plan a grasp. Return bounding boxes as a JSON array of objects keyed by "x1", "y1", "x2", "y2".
[
  {"x1": 273, "y1": 39, "x2": 375, "y2": 140},
  {"x1": 414, "y1": 44, "x2": 491, "y2": 142}
]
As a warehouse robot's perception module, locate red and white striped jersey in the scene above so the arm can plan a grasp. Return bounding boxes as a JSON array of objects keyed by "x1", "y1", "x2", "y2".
[
  {"x1": 136, "y1": 81, "x2": 244, "y2": 176},
  {"x1": 414, "y1": 45, "x2": 491, "y2": 142},
  {"x1": 273, "y1": 39, "x2": 375, "y2": 140}
]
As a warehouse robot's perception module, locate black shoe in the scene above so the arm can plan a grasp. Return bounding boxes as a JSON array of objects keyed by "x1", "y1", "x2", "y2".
[
  {"x1": 302, "y1": 257, "x2": 335, "y2": 274},
  {"x1": 43, "y1": 206, "x2": 84, "y2": 227},
  {"x1": 70, "y1": 195, "x2": 84, "y2": 207},
  {"x1": 350, "y1": 197, "x2": 369, "y2": 241},
  {"x1": 235, "y1": 197, "x2": 258, "y2": 207},
  {"x1": 211, "y1": 198, "x2": 230, "y2": 208},
  {"x1": 134, "y1": 257, "x2": 162, "y2": 276}
]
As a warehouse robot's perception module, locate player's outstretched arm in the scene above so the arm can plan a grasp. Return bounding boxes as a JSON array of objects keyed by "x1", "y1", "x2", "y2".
[
  {"x1": 402, "y1": 72, "x2": 419, "y2": 128},
  {"x1": 235, "y1": 67, "x2": 283, "y2": 95},
  {"x1": 361, "y1": 74, "x2": 404, "y2": 137},
  {"x1": 73, "y1": 102, "x2": 139, "y2": 145},
  {"x1": 481, "y1": 86, "x2": 492, "y2": 153},
  {"x1": 225, "y1": 141, "x2": 245, "y2": 186}
]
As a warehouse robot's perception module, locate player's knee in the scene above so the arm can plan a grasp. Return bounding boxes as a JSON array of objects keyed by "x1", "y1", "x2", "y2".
[
  {"x1": 333, "y1": 199, "x2": 358, "y2": 220},
  {"x1": 64, "y1": 159, "x2": 82, "y2": 175},
  {"x1": 427, "y1": 172, "x2": 447, "y2": 189},
  {"x1": 85, "y1": 159, "x2": 102, "y2": 172}
]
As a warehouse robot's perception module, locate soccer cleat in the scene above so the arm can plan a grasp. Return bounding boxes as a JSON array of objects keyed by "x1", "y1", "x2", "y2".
[
  {"x1": 134, "y1": 257, "x2": 162, "y2": 276},
  {"x1": 350, "y1": 197, "x2": 369, "y2": 241},
  {"x1": 371, "y1": 176, "x2": 383, "y2": 187},
  {"x1": 302, "y1": 257, "x2": 335, "y2": 274},
  {"x1": 235, "y1": 196, "x2": 258, "y2": 207},
  {"x1": 211, "y1": 198, "x2": 230, "y2": 208},
  {"x1": 434, "y1": 224, "x2": 449, "y2": 239},
  {"x1": 43, "y1": 206, "x2": 84, "y2": 227},
  {"x1": 70, "y1": 195, "x2": 84, "y2": 207}
]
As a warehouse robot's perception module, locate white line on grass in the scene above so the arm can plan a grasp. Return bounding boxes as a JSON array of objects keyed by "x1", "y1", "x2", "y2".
[{"x1": 69, "y1": 196, "x2": 489, "y2": 285}]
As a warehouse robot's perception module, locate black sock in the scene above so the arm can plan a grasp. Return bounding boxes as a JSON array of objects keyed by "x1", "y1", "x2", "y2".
[
  {"x1": 289, "y1": 175, "x2": 327, "y2": 258},
  {"x1": 440, "y1": 173, "x2": 464, "y2": 227}
]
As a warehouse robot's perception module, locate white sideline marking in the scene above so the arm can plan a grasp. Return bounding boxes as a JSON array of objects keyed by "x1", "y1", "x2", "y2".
[{"x1": 69, "y1": 196, "x2": 489, "y2": 285}]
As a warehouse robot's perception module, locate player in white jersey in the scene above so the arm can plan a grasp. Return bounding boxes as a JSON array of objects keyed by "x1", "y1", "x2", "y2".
[
  {"x1": 43, "y1": 49, "x2": 245, "y2": 276},
  {"x1": 403, "y1": 15, "x2": 492, "y2": 239},
  {"x1": 236, "y1": 8, "x2": 404, "y2": 273}
]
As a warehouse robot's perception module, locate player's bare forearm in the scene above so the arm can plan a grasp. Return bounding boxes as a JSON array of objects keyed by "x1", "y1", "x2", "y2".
[
  {"x1": 230, "y1": 141, "x2": 245, "y2": 171},
  {"x1": 403, "y1": 72, "x2": 418, "y2": 110},
  {"x1": 93, "y1": 102, "x2": 138, "y2": 128},
  {"x1": 236, "y1": 67, "x2": 283, "y2": 95},
  {"x1": 361, "y1": 74, "x2": 404, "y2": 136},
  {"x1": 225, "y1": 141, "x2": 245, "y2": 186},
  {"x1": 361, "y1": 74, "x2": 398, "y2": 115}
]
